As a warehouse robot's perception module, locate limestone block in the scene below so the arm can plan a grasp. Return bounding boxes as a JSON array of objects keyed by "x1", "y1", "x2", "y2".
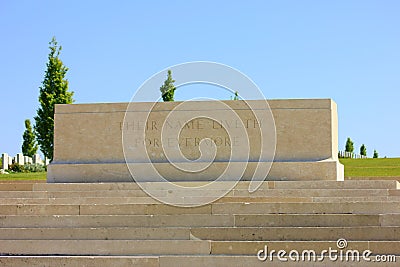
[
  {"x1": 234, "y1": 214, "x2": 381, "y2": 227},
  {"x1": 210, "y1": 240, "x2": 369, "y2": 255},
  {"x1": 47, "y1": 161, "x2": 343, "y2": 182},
  {"x1": 232, "y1": 189, "x2": 389, "y2": 198},
  {"x1": 0, "y1": 240, "x2": 211, "y2": 255},
  {"x1": 0, "y1": 183, "x2": 33, "y2": 191},
  {"x1": 0, "y1": 204, "x2": 79, "y2": 215},
  {"x1": 0, "y1": 227, "x2": 190, "y2": 240},
  {"x1": 190, "y1": 226, "x2": 400, "y2": 241},
  {"x1": 211, "y1": 202, "x2": 400, "y2": 215},
  {"x1": 0, "y1": 214, "x2": 235, "y2": 228},
  {"x1": 79, "y1": 203, "x2": 211, "y2": 215},
  {"x1": 49, "y1": 99, "x2": 343, "y2": 182},
  {"x1": 160, "y1": 256, "x2": 266, "y2": 267},
  {"x1": 380, "y1": 214, "x2": 400, "y2": 226},
  {"x1": 0, "y1": 257, "x2": 159, "y2": 267}
]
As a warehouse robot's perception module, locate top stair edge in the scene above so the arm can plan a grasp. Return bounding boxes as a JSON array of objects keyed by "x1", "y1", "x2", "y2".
[{"x1": 0, "y1": 180, "x2": 398, "y2": 192}]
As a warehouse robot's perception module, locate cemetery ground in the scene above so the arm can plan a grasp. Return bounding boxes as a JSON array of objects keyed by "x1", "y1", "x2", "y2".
[
  {"x1": 341, "y1": 157, "x2": 400, "y2": 179},
  {"x1": 0, "y1": 158, "x2": 399, "y2": 181},
  {"x1": 0, "y1": 171, "x2": 46, "y2": 181}
]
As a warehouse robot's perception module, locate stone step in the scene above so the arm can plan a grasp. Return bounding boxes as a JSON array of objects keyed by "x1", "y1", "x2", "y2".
[
  {"x1": 0, "y1": 190, "x2": 151, "y2": 198},
  {"x1": 390, "y1": 189, "x2": 400, "y2": 196},
  {"x1": 211, "y1": 240, "x2": 400, "y2": 256},
  {"x1": 1, "y1": 255, "x2": 398, "y2": 267},
  {"x1": 0, "y1": 215, "x2": 235, "y2": 228},
  {"x1": 2, "y1": 195, "x2": 399, "y2": 205},
  {"x1": 232, "y1": 189, "x2": 392, "y2": 197},
  {"x1": 80, "y1": 202, "x2": 400, "y2": 216},
  {"x1": 1, "y1": 214, "x2": 397, "y2": 228},
  {"x1": 189, "y1": 226, "x2": 400, "y2": 241},
  {"x1": 0, "y1": 240, "x2": 399, "y2": 256},
  {"x1": 0, "y1": 183, "x2": 34, "y2": 191},
  {"x1": 313, "y1": 196, "x2": 400, "y2": 202},
  {"x1": 0, "y1": 256, "x2": 159, "y2": 267},
  {"x1": 0, "y1": 180, "x2": 397, "y2": 195},
  {"x1": 0, "y1": 204, "x2": 79, "y2": 215},
  {"x1": 0, "y1": 188, "x2": 396, "y2": 199},
  {"x1": 211, "y1": 202, "x2": 400, "y2": 215},
  {"x1": 0, "y1": 201, "x2": 398, "y2": 215},
  {"x1": 0, "y1": 226, "x2": 399, "y2": 241},
  {"x1": 0, "y1": 197, "x2": 161, "y2": 205},
  {"x1": 0, "y1": 203, "x2": 211, "y2": 215},
  {"x1": 160, "y1": 255, "x2": 399, "y2": 267},
  {"x1": 29, "y1": 180, "x2": 399, "y2": 191},
  {"x1": 0, "y1": 240, "x2": 211, "y2": 256},
  {"x1": 237, "y1": 214, "x2": 400, "y2": 227},
  {"x1": 0, "y1": 227, "x2": 190, "y2": 240},
  {"x1": 0, "y1": 180, "x2": 398, "y2": 264},
  {"x1": 267, "y1": 180, "x2": 399, "y2": 190}
]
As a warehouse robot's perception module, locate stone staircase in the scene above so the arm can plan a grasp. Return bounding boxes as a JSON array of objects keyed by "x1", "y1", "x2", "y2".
[{"x1": 0, "y1": 180, "x2": 399, "y2": 266}]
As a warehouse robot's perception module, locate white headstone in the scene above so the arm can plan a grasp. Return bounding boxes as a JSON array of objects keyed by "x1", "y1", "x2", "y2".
[
  {"x1": 33, "y1": 154, "x2": 42, "y2": 165},
  {"x1": 16, "y1": 153, "x2": 24, "y2": 165},
  {"x1": 1, "y1": 153, "x2": 9, "y2": 170},
  {"x1": 24, "y1": 156, "x2": 32, "y2": 164}
]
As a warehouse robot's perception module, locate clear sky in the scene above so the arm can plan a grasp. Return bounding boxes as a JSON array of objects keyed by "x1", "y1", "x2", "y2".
[{"x1": 0, "y1": 0, "x2": 399, "y2": 158}]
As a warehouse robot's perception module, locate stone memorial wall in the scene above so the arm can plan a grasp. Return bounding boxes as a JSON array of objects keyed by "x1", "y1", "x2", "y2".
[{"x1": 48, "y1": 99, "x2": 344, "y2": 182}]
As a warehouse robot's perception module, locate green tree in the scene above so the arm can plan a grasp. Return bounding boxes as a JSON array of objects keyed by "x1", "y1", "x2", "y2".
[
  {"x1": 345, "y1": 137, "x2": 354, "y2": 153},
  {"x1": 360, "y1": 144, "x2": 367, "y2": 156},
  {"x1": 373, "y1": 150, "x2": 379, "y2": 158},
  {"x1": 34, "y1": 37, "x2": 74, "y2": 161},
  {"x1": 160, "y1": 70, "x2": 176, "y2": 101},
  {"x1": 233, "y1": 91, "x2": 239, "y2": 100},
  {"x1": 22, "y1": 119, "x2": 38, "y2": 157}
]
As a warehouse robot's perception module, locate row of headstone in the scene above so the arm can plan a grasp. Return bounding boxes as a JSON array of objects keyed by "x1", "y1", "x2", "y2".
[
  {"x1": 1, "y1": 153, "x2": 49, "y2": 170},
  {"x1": 338, "y1": 151, "x2": 368, "y2": 159}
]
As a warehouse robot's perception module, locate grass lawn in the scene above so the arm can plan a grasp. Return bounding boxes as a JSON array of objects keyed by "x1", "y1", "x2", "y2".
[
  {"x1": 0, "y1": 172, "x2": 46, "y2": 181},
  {"x1": 340, "y1": 158, "x2": 400, "y2": 178}
]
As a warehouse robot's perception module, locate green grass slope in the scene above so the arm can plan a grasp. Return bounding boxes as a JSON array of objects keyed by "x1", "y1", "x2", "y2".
[
  {"x1": 0, "y1": 172, "x2": 46, "y2": 181},
  {"x1": 340, "y1": 158, "x2": 400, "y2": 178}
]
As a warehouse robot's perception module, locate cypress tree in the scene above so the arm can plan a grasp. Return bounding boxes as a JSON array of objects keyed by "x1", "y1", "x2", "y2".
[
  {"x1": 345, "y1": 137, "x2": 354, "y2": 153},
  {"x1": 160, "y1": 70, "x2": 176, "y2": 101},
  {"x1": 34, "y1": 37, "x2": 74, "y2": 161},
  {"x1": 22, "y1": 119, "x2": 38, "y2": 157}
]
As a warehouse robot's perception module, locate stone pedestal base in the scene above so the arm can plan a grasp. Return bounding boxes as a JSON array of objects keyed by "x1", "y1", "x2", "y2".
[{"x1": 47, "y1": 160, "x2": 343, "y2": 183}]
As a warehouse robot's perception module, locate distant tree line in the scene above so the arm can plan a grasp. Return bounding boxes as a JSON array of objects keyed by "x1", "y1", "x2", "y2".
[{"x1": 343, "y1": 137, "x2": 379, "y2": 158}]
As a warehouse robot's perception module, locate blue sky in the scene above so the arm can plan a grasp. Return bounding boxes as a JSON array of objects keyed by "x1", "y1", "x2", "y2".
[{"x1": 0, "y1": 0, "x2": 399, "y2": 158}]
